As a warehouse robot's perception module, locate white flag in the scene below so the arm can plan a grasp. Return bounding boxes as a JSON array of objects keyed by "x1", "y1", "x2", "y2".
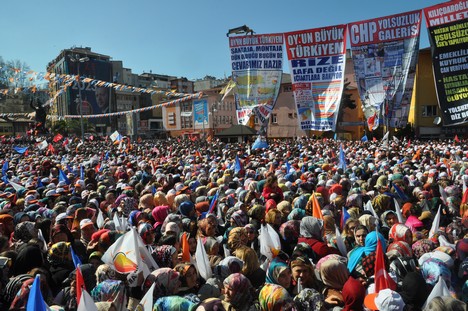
[
  {"x1": 195, "y1": 237, "x2": 212, "y2": 281},
  {"x1": 259, "y1": 224, "x2": 281, "y2": 261},
  {"x1": 96, "y1": 208, "x2": 105, "y2": 229},
  {"x1": 37, "y1": 140, "x2": 48, "y2": 150},
  {"x1": 78, "y1": 289, "x2": 99, "y2": 311},
  {"x1": 429, "y1": 205, "x2": 441, "y2": 238},
  {"x1": 335, "y1": 225, "x2": 347, "y2": 256},
  {"x1": 393, "y1": 198, "x2": 405, "y2": 224},
  {"x1": 133, "y1": 282, "x2": 154, "y2": 311},
  {"x1": 422, "y1": 276, "x2": 451, "y2": 309}
]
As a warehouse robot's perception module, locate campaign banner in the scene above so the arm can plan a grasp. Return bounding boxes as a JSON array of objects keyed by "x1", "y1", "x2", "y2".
[
  {"x1": 68, "y1": 59, "x2": 112, "y2": 124},
  {"x1": 284, "y1": 24, "x2": 347, "y2": 131},
  {"x1": 229, "y1": 33, "x2": 283, "y2": 125},
  {"x1": 348, "y1": 9, "x2": 422, "y2": 129},
  {"x1": 193, "y1": 99, "x2": 208, "y2": 126},
  {"x1": 424, "y1": 1, "x2": 468, "y2": 126}
]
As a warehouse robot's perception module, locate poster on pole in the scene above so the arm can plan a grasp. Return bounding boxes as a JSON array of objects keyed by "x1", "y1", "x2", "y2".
[
  {"x1": 348, "y1": 10, "x2": 422, "y2": 129},
  {"x1": 229, "y1": 33, "x2": 283, "y2": 125},
  {"x1": 284, "y1": 24, "x2": 347, "y2": 131},
  {"x1": 193, "y1": 99, "x2": 208, "y2": 126},
  {"x1": 424, "y1": 1, "x2": 468, "y2": 126}
]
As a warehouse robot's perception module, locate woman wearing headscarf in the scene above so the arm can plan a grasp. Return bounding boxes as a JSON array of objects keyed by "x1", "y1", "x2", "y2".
[
  {"x1": 47, "y1": 241, "x2": 75, "y2": 296},
  {"x1": 152, "y1": 205, "x2": 171, "y2": 241},
  {"x1": 319, "y1": 257, "x2": 349, "y2": 309},
  {"x1": 197, "y1": 215, "x2": 218, "y2": 239},
  {"x1": 289, "y1": 255, "x2": 322, "y2": 295},
  {"x1": 389, "y1": 223, "x2": 413, "y2": 245},
  {"x1": 12, "y1": 221, "x2": 37, "y2": 251},
  {"x1": 279, "y1": 220, "x2": 300, "y2": 256},
  {"x1": 91, "y1": 279, "x2": 127, "y2": 311},
  {"x1": 223, "y1": 273, "x2": 257, "y2": 311},
  {"x1": 265, "y1": 209, "x2": 282, "y2": 231},
  {"x1": 227, "y1": 227, "x2": 248, "y2": 253},
  {"x1": 153, "y1": 296, "x2": 196, "y2": 311},
  {"x1": 0, "y1": 214, "x2": 14, "y2": 239},
  {"x1": 245, "y1": 224, "x2": 260, "y2": 255},
  {"x1": 143, "y1": 268, "x2": 181, "y2": 302},
  {"x1": 347, "y1": 231, "x2": 386, "y2": 281},
  {"x1": 152, "y1": 245, "x2": 178, "y2": 268},
  {"x1": 358, "y1": 214, "x2": 378, "y2": 232},
  {"x1": 262, "y1": 175, "x2": 284, "y2": 203},
  {"x1": 297, "y1": 216, "x2": 340, "y2": 262},
  {"x1": 341, "y1": 276, "x2": 366, "y2": 311},
  {"x1": 258, "y1": 283, "x2": 295, "y2": 311},
  {"x1": 234, "y1": 246, "x2": 265, "y2": 289},
  {"x1": 380, "y1": 210, "x2": 398, "y2": 238},
  {"x1": 341, "y1": 219, "x2": 359, "y2": 252},
  {"x1": 202, "y1": 236, "x2": 222, "y2": 267},
  {"x1": 266, "y1": 258, "x2": 292, "y2": 290},
  {"x1": 174, "y1": 263, "x2": 199, "y2": 296},
  {"x1": 12, "y1": 244, "x2": 44, "y2": 276}
]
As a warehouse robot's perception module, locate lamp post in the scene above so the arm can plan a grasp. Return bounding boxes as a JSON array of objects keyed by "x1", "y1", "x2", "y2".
[{"x1": 69, "y1": 54, "x2": 89, "y2": 142}]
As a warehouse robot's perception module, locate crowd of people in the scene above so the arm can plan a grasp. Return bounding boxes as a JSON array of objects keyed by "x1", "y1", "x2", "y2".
[{"x1": 0, "y1": 135, "x2": 467, "y2": 311}]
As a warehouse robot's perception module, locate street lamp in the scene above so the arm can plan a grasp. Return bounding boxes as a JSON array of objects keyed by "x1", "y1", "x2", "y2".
[{"x1": 69, "y1": 54, "x2": 89, "y2": 142}]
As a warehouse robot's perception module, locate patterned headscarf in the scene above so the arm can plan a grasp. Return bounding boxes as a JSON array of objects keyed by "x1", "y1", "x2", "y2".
[
  {"x1": 387, "y1": 241, "x2": 413, "y2": 259},
  {"x1": 152, "y1": 245, "x2": 176, "y2": 268},
  {"x1": 91, "y1": 279, "x2": 127, "y2": 311},
  {"x1": 266, "y1": 258, "x2": 289, "y2": 285},
  {"x1": 421, "y1": 258, "x2": 451, "y2": 286},
  {"x1": 144, "y1": 268, "x2": 180, "y2": 299},
  {"x1": 389, "y1": 224, "x2": 412, "y2": 243},
  {"x1": 287, "y1": 208, "x2": 306, "y2": 220},
  {"x1": 230, "y1": 210, "x2": 248, "y2": 227},
  {"x1": 14, "y1": 221, "x2": 37, "y2": 243},
  {"x1": 95, "y1": 264, "x2": 117, "y2": 283},
  {"x1": 47, "y1": 242, "x2": 71, "y2": 266},
  {"x1": 412, "y1": 239, "x2": 435, "y2": 259},
  {"x1": 258, "y1": 283, "x2": 294, "y2": 311},
  {"x1": 227, "y1": 227, "x2": 247, "y2": 251},
  {"x1": 294, "y1": 288, "x2": 324, "y2": 311},
  {"x1": 152, "y1": 205, "x2": 171, "y2": 228},
  {"x1": 279, "y1": 220, "x2": 300, "y2": 243},
  {"x1": 223, "y1": 273, "x2": 253, "y2": 308},
  {"x1": 319, "y1": 257, "x2": 349, "y2": 290},
  {"x1": 153, "y1": 296, "x2": 196, "y2": 311}
]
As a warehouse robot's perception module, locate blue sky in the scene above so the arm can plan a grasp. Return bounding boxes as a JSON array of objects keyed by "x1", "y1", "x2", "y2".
[{"x1": 1, "y1": 0, "x2": 444, "y2": 81}]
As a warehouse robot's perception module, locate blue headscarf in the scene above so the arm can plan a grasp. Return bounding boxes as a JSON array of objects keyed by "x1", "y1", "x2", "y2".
[
  {"x1": 347, "y1": 231, "x2": 386, "y2": 272},
  {"x1": 266, "y1": 258, "x2": 289, "y2": 285}
]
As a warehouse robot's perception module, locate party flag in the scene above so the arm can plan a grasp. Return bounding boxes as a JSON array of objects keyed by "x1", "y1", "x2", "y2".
[
  {"x1": 96, "y1": 208, "x2": 105, "y2": 229},
  {"x1": 382, "y1": 132, "x2": 389, "y2": 143},
  {"x1": 26, "y1": 275, "x2": 48, "y2": 311},
  {"x1": 412, "y1": 149, "x2": 421, "y2": 160},
  {"x1": 37, "y1": 229, "x2": 48, "y2": 252},
  {"x1": 454, "y1": 135, "x2": 460, "y2": 143},
  {"x1": 104, "y1": 151, "x2": 109, "y2": 160},
  {"x1": 429, "y1": 205, "x2": 441, "y2": 238},
  {"x1": 2, "y1": 161, "x2": 8, "y2": 176},
  {"x1": 37, "y1": 140, "x2": 48, "y2": 150},
  {"x1": 374, "y1": 232, "x2": 397, "y2": 292},
  {"x1": 77, "y1": 289, "x2": 98, "y2": 311},
  {"x1": 392, "y1": 182, "x2": 408, "y2": 201},
  {"x1": 367, "y1": 112, "x2": 378, "y2": 131},
  {"x1": 13, "y1": 146, "x2": 28, "y2": 154},
  {"x1": 285, "y1": 162, "x2": 291, "y2": 174},
  {"x1": 53, "y1": 133, "x2": 63, "y2": 143},
  {"x1": 135, "y1": 283, "x2": 155, "y2": 311},
  {"x1": 361, "y1": 135, "x2": 368, "y2": 142},
  {"x1": 335, "y1": 225, "x2": 347, "y2": 256},
  {"x1": 364, "y1": 200, "x2": 378, "y2": 219},
  {"x1": 59, "y1": 169, "x2": 70, "y2": 185},
  {"x1": 259, "y1": 224, "x2": 282, "y2": 261},
  {"x1": 8, "y1": 179, "x2": 25, "y2": 193},
  {"x1": 439, "y1": 185, "x2": 448, "y2": 205},
  {"x1": 76, "y1": 265, "x2": 85, "y2": 304},
  {"x1": 338, "y1": 144, "x2": 347, "y2": 172},
  {"x1": 234, "y1": 155, "x2": 242, "y2": 174},
  {"x1": 181, "y1": 232, "x2": 191, "y2": 263},
  {"x1": 195, "y1": 237, "x2": 212, "y2": 281},
  {"x1": 310, "y1": 192, "x2": 323, "y2": 220},
  {"x1": 71, "y1": 245, "x2": 82, "y2": 268},
  {"x1": 340, "y1": 206, "x2": 350, "y2": 229},
  {"x1": 208, "y1": 189, "x2": 219, "y2": 214},
  {"x1": 94, "y1": 162, "x2": 101, "y2": 173},
  {"x1": 80, "y1": 166, "x2": 84, "y2": 180},
  {"x1": 47, "y1": 143, "x2": 56, "y2": 155}
]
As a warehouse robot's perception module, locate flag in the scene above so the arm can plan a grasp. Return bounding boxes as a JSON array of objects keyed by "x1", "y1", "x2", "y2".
[
  {"x1": 234, "y1": 155, "x2": 242, "y2": 174},
  {"x1": 429, "y1": 205, "x2": 441, "y2": 238},
  {"x1": 422, "y1": 276, "x2": 451, "y2": 309},
  {"x1": 71, "y1": 246, "x2": 82, "y2": 268},
  {"x1": 310, "y1": 192, "x2": 323, "y2": 220},
  {"x1": 135, "y1": 283, "x2": 155, "y2": 311},
  {"x1": 95, "y1": 162, "x2": 101, "y2": 173},
  {"x1": 393, "y1": 198, "x2": 405, "y2": 224},
  {"x1": 392, "y1": 183, "x2": 408, "y2": 201},
  {"x1": 341, "y1": 206, "x2": 350, "y2": 229},
  {"x1": 439, "y1": 185, "x2": 448, "y2": 205},
  {"x1": 454, "y1": 135, "x2": 460, "y2": 143},
  {"x1": 285, "y1": 162, "x2": 291, "y2": 173},
  {"x1": 259, "y1": 224, "x2": 282, "y2": 261},
  {"x1": 13, "y1": 146, "x2": 28, "y2": 154},
  {"x1": 47, "y1": 143, "x2": 56, "y2": 155},
  {"x1": 338, "y1": 144, "x2": 347, "y2": 172},
  {"x1": 96, "y1": 208, "x2": 105, "y2": 229},
  {"x1": 59, "y1": 169, "x2": 70, "y2": 185},
  {"x1": 195, "y1": 237, "x2": 212, "y2": 281},
  {"x1": 367, "y1": 112, "x2": 378, "y2": 131},
  {"x1": 53, "y1": 133, "x2": 64, "y2": 142},
  {"x1": 110, "y1": 130, "x2": 122, "y2": 142},
  {"x1": 37, "y1": 140, "x2": 48, "y2": 150},
  {"x1": 2, "y1": 161, "x2": 8, "y2": 176},
  {"x1": 101, "y1": 228, "x2": 142, "y2": 275},
  {"x1": 80, "y1": 166, "x2": 84, "y2": 180},
  {"x1": 364, "y1": 200, "x2": 378, "y2": 219},
  {"x1": 382, "y1": 131, "x2": 389, "y2": 143},
  {"x1": 220, "y1": 79, "x2": 236, "y2": 102},
  {"x1": 8, "y1": 180, "x2": 25, "y2": 193},
  {"x1": 77, "y1": 289, "x2": 99, "y2": 311},
  {"x1": 76, "y1": 265, "x2": 85, "y2": 304},
  {"x1": 181, "y1": 232, "x2": 191, "y2": 263},
  {"x1": 26, "y1": 275, "x2": 48, "y2": 311},
  {"x1": 335, "y1": 225, "x2": 347, "y2": 256},
  {"x1": 62, "y1": 138, "x2": 70, "y2": 147},
  {"x1": 104, "y1": 151, "x2": 109, "y2": 161},
  {"x1": 208, "y1": 189, "x2": 219, "y2": 214},
  {"x1": 412, "y1": 149, "x2": 421, "y2": 160},
  {"x1": 37, "y1": 178, "x2": 44, "y2": 188},
  {"x1": 361, "y1": 135, "x2": 368, "y2": 142},
  {"x1": 37, "y1": 229, "x2": 48, "y2": 252},
  {"x1": 406, "y1": 139, "x2": 411, "y2": 148},
  {"x1": 374, "y1": 232, "x2": 397, "y2": 292}
]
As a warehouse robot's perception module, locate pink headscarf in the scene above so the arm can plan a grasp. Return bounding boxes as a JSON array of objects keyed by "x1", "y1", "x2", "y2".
[{"x1": 152, "y1": 205, "x2": 170, "y2": 228}]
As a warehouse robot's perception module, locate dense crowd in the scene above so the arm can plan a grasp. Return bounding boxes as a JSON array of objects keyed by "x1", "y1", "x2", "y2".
[{"x1": 0, "y1": 135, "x2": 467, "y2": 311}]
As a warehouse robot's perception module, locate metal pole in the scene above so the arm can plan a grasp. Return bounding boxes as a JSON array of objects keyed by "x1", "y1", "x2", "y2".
[{"x1": 78, "y1": 64, "x2": 85, "y2": 142}]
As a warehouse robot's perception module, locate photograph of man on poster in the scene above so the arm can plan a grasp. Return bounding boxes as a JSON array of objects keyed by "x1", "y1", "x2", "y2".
[{"x1": 95, "y1": 87, "x2": 110, "y2": 114}]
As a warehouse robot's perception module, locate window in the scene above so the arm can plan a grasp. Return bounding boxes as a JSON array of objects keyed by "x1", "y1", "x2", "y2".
[
  {"x1": 422, "y1": 105, "x2": 437, "y2": 117},
  {"x1": 254, "y1": 116, "x2": 259, "y2": 124},
  {"x1": 283, "y1": 85, "x2": 293, "y2": 92},
  {"x1": 288, "y1": 113, "x2": 293, "y2": 118},
  {"x1": 271, "y1": 114, "x2": 278, "y2": 124}
]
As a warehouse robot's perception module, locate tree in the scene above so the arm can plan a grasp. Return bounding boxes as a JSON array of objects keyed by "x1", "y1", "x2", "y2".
[{"x1": 0, "y1": 57, "x2": 32, "y2": 89}]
